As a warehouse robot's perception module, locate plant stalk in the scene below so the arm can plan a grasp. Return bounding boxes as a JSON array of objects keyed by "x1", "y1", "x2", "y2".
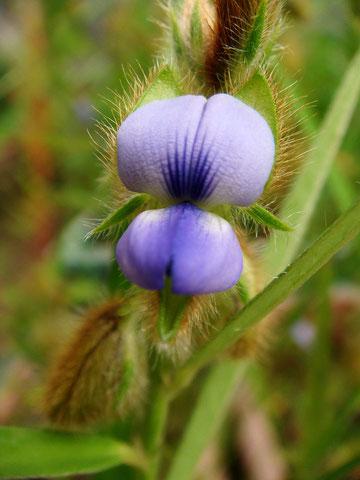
[{"x1": 143, "y1": 385, "x2": 171, "y2": 480}]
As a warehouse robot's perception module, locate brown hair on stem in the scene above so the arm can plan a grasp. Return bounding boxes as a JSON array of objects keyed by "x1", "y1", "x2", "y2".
[
  {"x1": 206, "y1": 0, "x2": 261, "y2": 86},
  {"x1": 44, "y1": 299, "x2": 140, "y2": 428}
]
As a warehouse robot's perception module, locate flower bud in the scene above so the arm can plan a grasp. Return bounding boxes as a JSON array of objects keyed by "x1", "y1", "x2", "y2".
[
  {"x1": 44, "y1": 300, "x2": 147, "y2": 428},
  {"x1": 169, "y1": 0, "x2": 282, "y2": 88}
]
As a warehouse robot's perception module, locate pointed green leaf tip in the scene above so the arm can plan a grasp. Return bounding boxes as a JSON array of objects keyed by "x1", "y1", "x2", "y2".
[
  {"x1": 235, "y1": 72, "x2": 277, "y2": 143},
  {"x1": 244, "y1": 204, "x2": 292, "y2": 232},
  {"x1": 135, "y1": 65, "x2": 183, "y2": 109},
  {"x1": 243, "y1": 0, "x2": 267, "y2": 63},
  {"x1": 91, "y1": 194, "x2": 148, "y2": 235},
  {"x1": 0, "y1": 427, "x2": 143, "y2": 479}
]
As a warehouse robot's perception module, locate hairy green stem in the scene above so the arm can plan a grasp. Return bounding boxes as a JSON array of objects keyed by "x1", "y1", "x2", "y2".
[{"x1": 171, "y1": 197, "x2": 360, "y2": 392}]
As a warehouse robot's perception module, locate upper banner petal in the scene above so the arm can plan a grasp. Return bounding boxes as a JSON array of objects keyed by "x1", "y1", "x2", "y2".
[
  {"x1": 115, "y1": 203, "x2": 243, "y2": 295},
  {"x1": 117, "y1": 94, "x2": 275, "y2": 207}
]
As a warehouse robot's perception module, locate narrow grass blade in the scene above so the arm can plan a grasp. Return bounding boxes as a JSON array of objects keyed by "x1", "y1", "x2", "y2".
[
  {"x1": 0, "y1": 427, "x2": 144, "y2": 479},
  {"x1": 166, "y1": 361, "x2": 248, "y2": 480},
  {"x1": 274, "y1": 65, "x2": 357, "y2": 216},
  {"x1": 266, "y1": 46, "x2": 360, "y2": 274}
]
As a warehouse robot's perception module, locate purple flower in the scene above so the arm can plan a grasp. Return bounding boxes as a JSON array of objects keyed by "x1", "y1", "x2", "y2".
[
  {"x1": 117, "y1": 94, "x2": 275, "y2": 207},
  {"x1": 116, "y1": 203, "x2": 243, "y2": 295},
  {"x1": 115, "y1": 94, "x2": 275, "y2": 294}
]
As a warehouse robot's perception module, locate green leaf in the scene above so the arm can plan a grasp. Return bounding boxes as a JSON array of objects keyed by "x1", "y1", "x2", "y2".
[
  {"x1": 90, "y1": 194, "x2": 148, "y2": 236},
  {"x1": 190, "y1": 1, "x2": 203, "y2": 53},
  {"x1": 243, "y1": 204, "x2": 292, "y2": 231},
  {"x1": 172, "y1": 196, "x2": 360, "y2": 390},
  {"x1": 0, "y1": 427, "x2": 144, "y2": 479},
  {"x1": 235, "y1": 72, "x2": 278, "y2": 142},
  {"x1": 166, "y1": 361, "x2": 248, "y2": 480},
  {"x1": 135, "y1": 65, "x2": 183, "y2": 110},
  {"x1": 265, "y1": 46, "x2": 360, "y2": 274},
  {"x1": 243, "y1": 0, "x2": 267, "y2": 63}
]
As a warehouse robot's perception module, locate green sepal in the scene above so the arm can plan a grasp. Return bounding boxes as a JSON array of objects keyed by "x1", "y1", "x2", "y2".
[
  {"x1": 158, "y1": 279, "x2": 191, "y2": 342},
  {"x1": 235, "y1": 72, "x2": 278, "y2": 143},
  {"x1": 135, "y1": 65, "x2": 183, "y2": 110},
  {"x1": 243, "y1": 0, "x2": 267, "y2": 63},
  {"x1": 169, "y1": 8, "x2": 186, "y2": 62},
  {"x1": 243, "y1": 204, "x2": 292, "y2": 232},
  {"x1": 190, "y1": 1, "x2": 203, "y2": 55},
  {"x1": 90, "y1": 194, "x2": 148, "y2": 236}
]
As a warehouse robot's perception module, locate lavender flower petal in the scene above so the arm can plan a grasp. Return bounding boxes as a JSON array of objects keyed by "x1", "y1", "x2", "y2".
[
  {"x1": 117, "y1": 94, "x2": 275, "y2": 207},
  {"x1": 115, "y1": 203, "x2": 243, "y2": 295}
]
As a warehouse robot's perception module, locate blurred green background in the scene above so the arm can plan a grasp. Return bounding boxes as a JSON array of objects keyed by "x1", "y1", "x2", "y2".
[{"x1": 0, "y1": 0, "x2": 360, "y2": 479}]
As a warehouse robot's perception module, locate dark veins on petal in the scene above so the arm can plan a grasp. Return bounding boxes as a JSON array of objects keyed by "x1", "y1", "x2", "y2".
[{"x1": 162, "y1": 104, "x2": 220, "y2": 204}]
